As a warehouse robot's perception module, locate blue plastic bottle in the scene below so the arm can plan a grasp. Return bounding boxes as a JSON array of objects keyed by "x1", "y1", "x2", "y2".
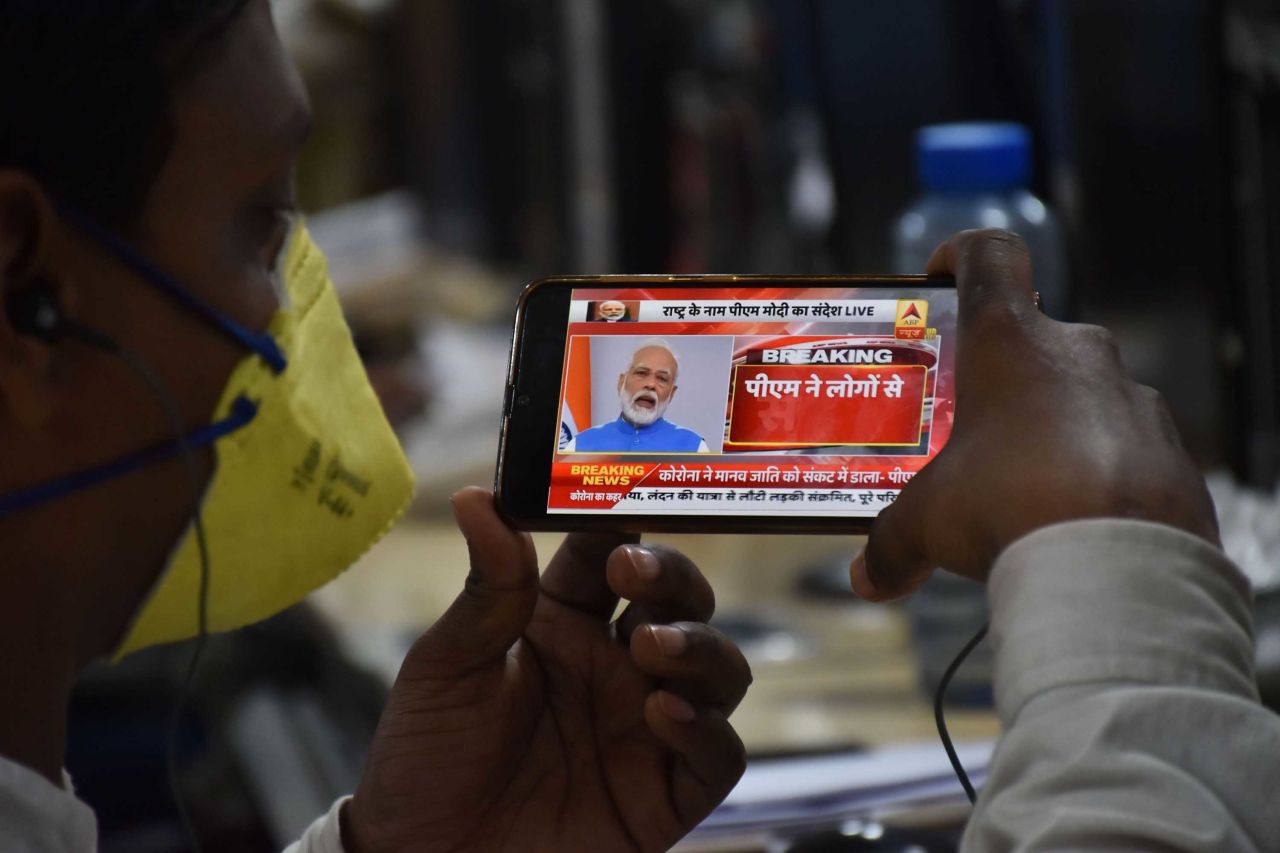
[{"x1": 894, "y1": 122, "x2": 1066, "y2": 318}]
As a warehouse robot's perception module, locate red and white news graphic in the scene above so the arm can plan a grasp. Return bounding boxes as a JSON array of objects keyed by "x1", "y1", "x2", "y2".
[
  {"x1": 728, "y1": 364, "x2": 927, "y2": 447},
  {"x1": 548, "y1": 460, "x2": 918, "y2": 515},
  {"x1": 549, "y1": 285, "x2": 956, "y2": 517},
  {"x1": 725, "y1": 336, "x2": 938, "y2": 452}
]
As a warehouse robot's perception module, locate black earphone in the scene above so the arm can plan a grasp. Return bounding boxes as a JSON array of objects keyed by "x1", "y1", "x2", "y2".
[
  {"x1": 5, "y1": 284, "x2": 119, "y2": 352},
  {"x1": 5, "y1": 284, "x2": 67, "y2": 342}
]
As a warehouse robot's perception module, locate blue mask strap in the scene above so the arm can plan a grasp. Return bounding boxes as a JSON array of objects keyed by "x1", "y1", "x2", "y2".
[
  {"x1": 57, "y1": 206, "x2": 288, "y2": 374},
  {"x1": 0, "y1": 395, "x2": 258, "y2": 519}
]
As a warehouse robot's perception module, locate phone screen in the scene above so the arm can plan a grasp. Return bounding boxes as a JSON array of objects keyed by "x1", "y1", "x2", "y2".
[{"x1": 545, "y1": 283, "x2": 957, "y2": 519}]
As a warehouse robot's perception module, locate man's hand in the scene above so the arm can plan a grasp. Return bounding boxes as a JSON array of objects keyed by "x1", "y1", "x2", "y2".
[
  {"x1": 851, "y1": 229, "x2": 1220, "y2": 601},
  {"x1": 343, "y1": 488, "x2": 751, "y2": 852}
]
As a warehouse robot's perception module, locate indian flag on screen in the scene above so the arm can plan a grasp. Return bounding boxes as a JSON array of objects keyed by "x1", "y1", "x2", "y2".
[{"x1": 559, "y1": 336, "x2": 593, "y2": 449}]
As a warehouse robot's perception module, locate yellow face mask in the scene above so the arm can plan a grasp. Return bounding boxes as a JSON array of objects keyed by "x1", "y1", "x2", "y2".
[
  {"x1": 106, "y1": 225, "x2": 415, "y2": 658},
  {"x1": 0, "y1": 216, "x2": 414, "y2": 657}
]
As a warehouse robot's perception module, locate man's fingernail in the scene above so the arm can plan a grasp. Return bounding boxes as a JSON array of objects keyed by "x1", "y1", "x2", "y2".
[
  {"x1": 849, "y1": 549, "x2": 878, "y2": 599},
  {"x1": 449, "y1": 494, "x2": 472, "y2": 539},
  {"x1": 657, "y1": 691, "x2": 696, "y2": 723},
  {"x1": 649, "y1": 624, "x2": 688, "y2": 657},
  {"x1": 625, "y1": 545, "x2": 661, "y2": 581}
]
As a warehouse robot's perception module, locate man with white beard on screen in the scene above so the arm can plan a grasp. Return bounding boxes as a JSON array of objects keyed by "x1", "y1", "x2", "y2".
[
  {"x1": 566, "y1": 339, "x2": 710, "y2": 453},
  {"x1": 596, "y1": 300, "x2": 633, "y2": 322}
]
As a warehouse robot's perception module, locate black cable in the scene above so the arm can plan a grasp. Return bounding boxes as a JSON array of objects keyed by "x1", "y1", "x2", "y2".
[
  {"x1": 934, "y1": 621, "x2": 989, "y2": 805},
  {"x1": 65, "y1": 325, "x2": 211, "y2": 853}
]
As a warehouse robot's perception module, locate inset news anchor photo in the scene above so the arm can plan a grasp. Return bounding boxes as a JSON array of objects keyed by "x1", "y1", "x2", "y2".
[
  {"x1": 560, "y1": 336, "x2": 729, "y2": 454},
  {"x1": 1, "y1": 2, "x2": 1278, "y2": 852}
]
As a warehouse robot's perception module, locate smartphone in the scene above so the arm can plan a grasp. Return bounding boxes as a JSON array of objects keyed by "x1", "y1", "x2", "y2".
[{"x1": 495, "y1": 275, "x2": 958, "y2": 533}]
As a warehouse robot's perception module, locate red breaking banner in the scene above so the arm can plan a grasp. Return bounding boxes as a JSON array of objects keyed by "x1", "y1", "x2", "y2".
[{"x1": 726, "y1": 364, "x2": 927, "y2": 447}]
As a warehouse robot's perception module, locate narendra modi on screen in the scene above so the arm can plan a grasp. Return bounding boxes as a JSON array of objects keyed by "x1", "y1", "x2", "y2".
[{"x1": 565, "y1": 339, "x2": 710, "y2": 453}]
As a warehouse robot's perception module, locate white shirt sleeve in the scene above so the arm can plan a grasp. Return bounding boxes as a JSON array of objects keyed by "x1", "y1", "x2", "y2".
[
  {"x1": 0, "y1": 761, "x2": 97, "y2": 853},
  {"x1": 562, "y1": 437, "x2": 576, "y2": 452},
  {"x1": 963, "y1": 519, "x2": 1280, "y2": 852},
  {"x1": 696, "y1": 439, "x2": 709, "y2": 453},
  {"x1": 284, "y1": 795, "x2": 349, "y2": 853}
]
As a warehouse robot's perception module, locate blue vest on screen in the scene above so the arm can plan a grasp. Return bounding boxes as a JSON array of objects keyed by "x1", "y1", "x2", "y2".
[{"x1": 574, "y1": 416, "x2": 704, "y2": 452}]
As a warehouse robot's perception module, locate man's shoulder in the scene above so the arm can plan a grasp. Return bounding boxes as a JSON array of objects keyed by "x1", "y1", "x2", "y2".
[
  {"x1": 572, "y1": 420, "x2": 625, "y2": 449},
  {"x1": 660, "y1": 420, "x2": 703, "y2": 439},
  {"x1": 651, "y1": 420, "x2": 707, "y2": 451},
  {"x1": 577, "y1": 422, "x2": 615, "y2": 436}
]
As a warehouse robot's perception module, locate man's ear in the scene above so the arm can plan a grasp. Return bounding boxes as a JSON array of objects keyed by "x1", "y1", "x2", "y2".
[
  {"x1": 617, "y1": 373, "x2": 626, "y2": 392},
  {"x1": 0, "y1": 171, "x2": 67, "y2": 428}
]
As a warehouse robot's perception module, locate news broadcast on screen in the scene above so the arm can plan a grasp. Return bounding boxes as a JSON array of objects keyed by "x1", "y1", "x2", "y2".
[{"x1": 551, "y1": 285, "x2": 958, "y2": 517}]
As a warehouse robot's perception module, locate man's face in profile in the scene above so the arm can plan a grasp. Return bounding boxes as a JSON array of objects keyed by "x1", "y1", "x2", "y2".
[
  {"x1": 599, "y1": 301, "x2": 627, "y2": 321},
  {"x1": 617, "y1": 346, "x2": 677, "y2": 426},
  {"x1": 0, "y1": 0, "x2": 314, "y2": 662}
]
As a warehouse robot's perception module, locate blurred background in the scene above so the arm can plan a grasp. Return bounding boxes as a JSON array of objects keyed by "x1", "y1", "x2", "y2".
[{"x1": 69, "y1": 0, "x2": 1280, "y2": 850}]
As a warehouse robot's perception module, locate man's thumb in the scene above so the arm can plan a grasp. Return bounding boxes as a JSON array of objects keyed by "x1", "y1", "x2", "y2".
[{"x1": 405, "y1": 487, "x2": 540, "y2": 680}]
